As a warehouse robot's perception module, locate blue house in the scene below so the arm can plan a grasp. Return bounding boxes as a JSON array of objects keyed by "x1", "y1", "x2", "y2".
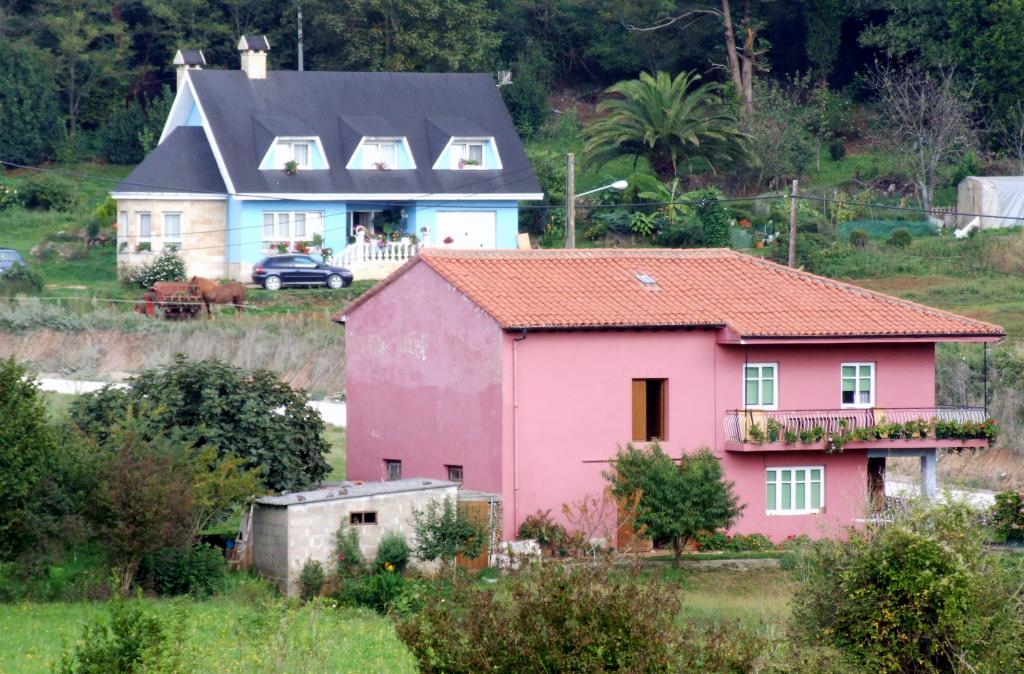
[{"x1": 112, "y1": 36, "x2": 543, "y2": 281}]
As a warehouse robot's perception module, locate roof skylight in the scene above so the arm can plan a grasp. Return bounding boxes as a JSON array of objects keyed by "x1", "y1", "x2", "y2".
[{"x1": 635, "y1": 273, "x2": 657, "y2": 286}]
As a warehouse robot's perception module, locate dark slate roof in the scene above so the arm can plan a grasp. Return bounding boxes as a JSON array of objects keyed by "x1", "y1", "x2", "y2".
[
  {"x1": 114, "y1": 127, "x2": 226, "y2": 195},
  {"x1": 239, "y1": 35, "x2": 270, "y2": 51},
  {"x1": 188, "y1": 70, "x2": 542, "y2": 197},
  {"x1": 174, "y1": 49, "x2": 206, "y2": 66}
]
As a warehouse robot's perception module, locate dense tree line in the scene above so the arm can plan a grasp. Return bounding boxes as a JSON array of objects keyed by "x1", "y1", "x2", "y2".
[{"x1": 0, "y1": 0, "x2": 1022, "y2": 164}]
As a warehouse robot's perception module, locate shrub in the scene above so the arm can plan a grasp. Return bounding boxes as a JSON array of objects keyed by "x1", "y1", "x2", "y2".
[
  {"x1": 57, "y1": 242, "x2": 88, "y2": 261},
  {"x1": 991, "y1": 491, "x2": 1024, "y2": 543},
  {"x1": 848, "y1": 228, "x2": 869, "y2": 249},
  {"x1": 20, "y1": 172, "x2": 77, "y2": 211},
  {"x1": 410, "y1": 497, "x2": 486, "y2": 574},
  {"x1": 886, "y1": 228, "x2": 913, "y2": 248},
  {"x1": 695, "y1": 531, "x2": 730, "y2": 551},
  {"x1": 90, "y1": 196, "x2": 117, "y2": 239},
  {"x1": 55, "y1": 600, "x2": 173, "y2": 674},
  {"x1": 375, "y1": 531, "x2": 411, "y2": 572},
  {"x1": 0, "y1": 180, "x2": 21, "y2": 209},
  {"x1": 828, "y1": 139, "x2": 846, "y2": 160},
  {"x1": 335, "y1": 526, "x2": 364, "y2": 577},
  {"x1": 124, "y1": 250, "x2": 186, "y2": 288},
  {"x1": 517, "y1": 510, "x2": 568, "y2": 555},
  {"x1": 396, "y1": 560, "x2": 764, "y2": 673},
  {"x1": 298, "y1": 559, "x2": 325, "y2": 601},
  {"x1": 139, "y1": 543, "x2": 225, "y2": 597},
  {"x1": 333, "y1": 567, "x2": 406, "y2": 614},
  {"x1": 729, "y1": 532, "x2": 775, "y2": 551},
  {"x1": 691, "y1": 187, "x2": 730, "y2": 248},
  {"x1": 0, "y1": 263, "x2": 44, "y2": 296},
  {"x1": 791, "y1": 502, "x2": 1024, "y2": 672}
]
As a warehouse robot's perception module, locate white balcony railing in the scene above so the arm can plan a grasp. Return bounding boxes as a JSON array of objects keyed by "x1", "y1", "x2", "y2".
[{"x1": 333, "y1": 240, "x2": 421, "y2": 269}]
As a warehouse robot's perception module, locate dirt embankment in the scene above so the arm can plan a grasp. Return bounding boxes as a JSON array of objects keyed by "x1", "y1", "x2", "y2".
[
  {"x1": 888, "y1": 447, "x2": 1024, "y2": 492},
  {"x1": 0, "y1": 326, "x2": 346, "y2": 396}
]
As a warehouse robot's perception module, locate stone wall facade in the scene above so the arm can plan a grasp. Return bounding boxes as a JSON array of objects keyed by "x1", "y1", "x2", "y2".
[
  {"x1": 251, "y1": 483, "x2": 457, "y2": 596},
  {"x1": 115, "y1": 198, "x2": 228, "y2": 280}
]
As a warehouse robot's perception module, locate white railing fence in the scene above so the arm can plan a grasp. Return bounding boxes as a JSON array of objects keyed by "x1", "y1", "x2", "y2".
[{"x1": 333, "y1": 240, "x2": 421, "y2": 269}]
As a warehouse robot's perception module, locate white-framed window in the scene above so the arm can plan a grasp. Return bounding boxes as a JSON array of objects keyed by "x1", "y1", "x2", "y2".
[
  {"x1": 363, "y1": 140, "x2": 398, "y2": 169},
  {"x1": 163, "y1": 212, "x2": 182, "y2": 246},
  {"x1": 138, "y1": 212, "x2": 152, "y2": 239},
  {"x1": 744, "y1": 363, "x2": 777, "y2": 409},
  {"x1": 766, "y1": 466, "x2": 823, "y2": 515},
  {"x1": 118, "y1": 211, "x2": 128, "y2": 236},
  {"x1": 841, "y1": 362, "x2": 875, "y2": 408},
  {"x1": 261, "y1": 211, "x2": 324, "y2": 248},
  {"x1": 276, "y1": 139, "x2": 312, "y2": 169},
  {"x1": 451, "y1": 140, "x2": 485, "y2": 169}
]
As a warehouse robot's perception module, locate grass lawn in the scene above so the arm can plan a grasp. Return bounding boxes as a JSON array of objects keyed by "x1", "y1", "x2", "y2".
[
  {"x1": 0, "y1": 575, "x2": 417, "y2": 674},
  {"x1": 324, "y1": 426, "x2": 347, "y2": 481},
  {"x1": 670, "y1": 568, "x2": 795, "y2": 627}
]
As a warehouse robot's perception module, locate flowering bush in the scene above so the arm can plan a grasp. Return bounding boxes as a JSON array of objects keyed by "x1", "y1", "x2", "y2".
[
  {"x1": 334, "y1": 526, "x2": 364, "y2": 577},
  {"x1": 0, "y1": 180, "x2": 20, "y2": 209},
  {"x1": 124, "y1": 250, "x2": 186, "y2": 288}
]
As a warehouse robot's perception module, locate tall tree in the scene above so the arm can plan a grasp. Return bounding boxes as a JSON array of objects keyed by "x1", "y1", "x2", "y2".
[
  {"x1": 306, "y1": 0, "x2": 500, "y2": 72},
  {"x1": 866, "y1": 62, "x2": 976, "y2": 212},
  {"x1": 583, "y1": 70, "x2": 749, "y2": 179},
  {"x1": 0, "y1": 40, "x2": 62, "y2": 165},
  {"x1": 37, "y1": 0, "x2": 132, "y2": 143},
  {"x1": 606, "y1": 444, "x2": 741, "y2": 566},
  {"x1": 804, "y1": 0, "x2": 846, "y2": 83}
]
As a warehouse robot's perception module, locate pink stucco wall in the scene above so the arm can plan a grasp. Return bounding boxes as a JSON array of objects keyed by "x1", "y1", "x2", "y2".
[
  {"x1": 344, "y1": 263, "x2": 939, "y2": 542},
  {"x1": 502, "y1": 333, "x2": 936, "y2": 540},
  {"x1": 344, "y1": 263, "x2": 504, "y2": 492}
]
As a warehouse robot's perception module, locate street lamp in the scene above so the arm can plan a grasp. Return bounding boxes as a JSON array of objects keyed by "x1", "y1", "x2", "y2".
[{"x1": 565, "y1": 152, "x2": 627, "y2": 249}]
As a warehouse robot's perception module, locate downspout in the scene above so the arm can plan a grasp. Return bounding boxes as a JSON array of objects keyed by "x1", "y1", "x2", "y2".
[
  {"x1": 983, "y1": 342, "x2": 989, "y2": 415},
  {"x1": 512, "y1": 329, "x2": 528, "y2": 533}
]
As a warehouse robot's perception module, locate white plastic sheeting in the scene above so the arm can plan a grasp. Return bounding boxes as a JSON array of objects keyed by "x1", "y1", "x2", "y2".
[{"x1": 956, "y1": 176, "x2": 1024, "y2": 231}]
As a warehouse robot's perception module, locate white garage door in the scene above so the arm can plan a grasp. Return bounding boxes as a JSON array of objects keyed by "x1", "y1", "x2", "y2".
[{"x1": 434, "y1": 210, "x2": 497, "y2": 249}]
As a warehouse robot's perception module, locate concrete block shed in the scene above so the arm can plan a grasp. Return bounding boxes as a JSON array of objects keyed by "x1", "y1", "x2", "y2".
[{"x1": 249, "y1": 479, "x2": 457, "y2": 596}]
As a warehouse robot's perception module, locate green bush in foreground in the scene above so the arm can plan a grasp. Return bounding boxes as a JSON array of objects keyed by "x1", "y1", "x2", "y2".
[
  {"x1": 991, "y1": 491, "x2": 1024, "y2": 543},
  {"x1": 0, "y1": 263, "x2": 44, "y2": 296},
  {"x1": 375, "y1": 531, "x2": 411, "y2": 573},
  {"x1": 19, "y1": 172, "x2": 77, "y2": 211},
  {"x1": 790, "y1": 502, "x2": 1024, "y2": 673},
  {"x1": 140, "y1": 544, "x2": 226, "y2": 598},
  {"x1": 56, "y1": 600, "x2": 178, "y2": 674},
  {"x1": 397, "y1": 560, "x2": 766, "y2": 673}
]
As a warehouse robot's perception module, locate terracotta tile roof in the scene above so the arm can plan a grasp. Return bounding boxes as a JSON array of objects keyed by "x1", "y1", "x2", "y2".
[{"x1": 339, "y1": 248, "x2": 1005, "y2": 339}]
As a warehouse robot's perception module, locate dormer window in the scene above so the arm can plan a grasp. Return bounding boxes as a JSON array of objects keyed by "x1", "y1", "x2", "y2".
[
  {"x1": 346, "y1": 136, "x2": 415, "y2": 170},
  {"x1": 452, "y1": 141, "x2": 485, "y2": 169},
  {"x1": 277, "y1": 140, "x2": 311, "y2": 169},
  {"x1": 363, "y1": 140, "x2": 398, "y2": 169}
]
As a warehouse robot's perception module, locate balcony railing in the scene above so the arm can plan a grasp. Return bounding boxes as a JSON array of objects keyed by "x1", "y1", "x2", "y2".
[{"x1": 723, "y1": 407, "x2": 988, "y2": 444}]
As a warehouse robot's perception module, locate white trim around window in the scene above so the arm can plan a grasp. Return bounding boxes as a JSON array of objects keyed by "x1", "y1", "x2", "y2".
[
  {"x1": 137, "y1": 212, "x2": 152, "y2": 239},
  {"x1": 743, "y1": 362, "x2": 778, "y2": 410},
  {"x1": 345, "y1": 137, "x2": 416, "y2": 170},
  {"x1": 118, "y1": 211, "x2": 128, "y2": 236},
  {"x1": 841, "y1": 362, "x2": 875, "y2": 409},
  {"x1": 766, "y1": 466, "x2": 824, "y2": 515},
  {"x1": 431, "y1": 136, "x2": 503, "y2": 170},
  {"x1": 162, "y1": 212, "x2": 182, "y2": 246},
  {"x1": 261, "y1": 211, "x2": 324, "y2": 247},
  {"x1": 258, "y1": 136, "x2": 329, "y2": 171}
]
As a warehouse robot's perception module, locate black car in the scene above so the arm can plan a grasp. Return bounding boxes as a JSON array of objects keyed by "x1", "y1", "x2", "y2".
[
  {"x1": 251, "y1": 255, "x2": 354, "y2": 290},
  {"x1": 0, "y1": 248, "x2": 25, "y2": 273}
]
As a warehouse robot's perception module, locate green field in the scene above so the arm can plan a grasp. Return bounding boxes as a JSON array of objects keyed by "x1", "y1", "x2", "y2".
[{"x1": 0, "y1": 576, "x2": 418, "y2": 674}]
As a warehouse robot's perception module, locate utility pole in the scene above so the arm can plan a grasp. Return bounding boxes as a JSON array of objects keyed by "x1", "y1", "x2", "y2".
[
  {"x1": 787, "y1": 179, "x2": 798, "y2": 267},
  {"x1": 565, "y1": 153, "x2": 575, "y2": 249},
  {"x1": 297, "y1": 3, "x2": 305, "y2": 71}
]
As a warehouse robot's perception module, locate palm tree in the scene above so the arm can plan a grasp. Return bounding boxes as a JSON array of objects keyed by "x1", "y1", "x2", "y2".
[{"x1": 583, "y1": 71, "x2": 749, "y2": 179}]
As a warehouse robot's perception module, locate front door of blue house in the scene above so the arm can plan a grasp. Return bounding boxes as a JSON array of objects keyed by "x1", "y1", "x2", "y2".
[{"x1": 348, "y1": 210, "x2": 382, "y2": 238}]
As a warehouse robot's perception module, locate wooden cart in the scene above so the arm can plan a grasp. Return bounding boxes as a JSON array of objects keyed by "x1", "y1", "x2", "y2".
[{"x1": 135, "y1": 281, "x2": 203, "y2": 319}]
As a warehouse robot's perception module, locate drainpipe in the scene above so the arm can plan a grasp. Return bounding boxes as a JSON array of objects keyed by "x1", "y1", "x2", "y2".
[
  {"x1": 983, "y1": 342, "x2": 989, "y2": 415},
  {"x1": 512, "y1": 329, "x2": 528, "y2": 533}
]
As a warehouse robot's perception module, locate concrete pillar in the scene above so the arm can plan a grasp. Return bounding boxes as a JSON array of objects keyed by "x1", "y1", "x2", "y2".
[{"x1": 920, "y1": 449, "x2": 938, "y2": 499}]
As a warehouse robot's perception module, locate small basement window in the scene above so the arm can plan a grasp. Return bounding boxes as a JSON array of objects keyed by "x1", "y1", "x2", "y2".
[
  {"x1": 631, "y1": 378, "x2": 666, "y2": 442},
  {"x1": 385, "y1": 460, "x2": 402, "y2": 481},
  {"x1": 447, "y1": 465, "x2": 464, "y2": 483},
  {"x1": 350, "y1": 511, "x2": 377, "y2": 525}
]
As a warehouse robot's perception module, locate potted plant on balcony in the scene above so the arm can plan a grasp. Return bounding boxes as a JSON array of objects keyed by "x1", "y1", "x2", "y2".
[
  {"x1": 373, "y1": 161, "x2": 389, "y2": 171},
  {"x1": 136, "y1": 241, "x2": 151, "y2": 253},
  {"x1": 276, "y1": 241, "x2": 289, "y2": 254},
  {"x1": 284, "y1": 160, "x2": 299, "y2": 176},
  {"x1": 766, "y1": 418, "x2": 782, "y2": 442}
]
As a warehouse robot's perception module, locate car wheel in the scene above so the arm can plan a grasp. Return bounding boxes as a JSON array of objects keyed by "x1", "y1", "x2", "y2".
[
  {"x1": 263, "y1": 275, "x2": 282, "y2": 291},
  {"x1": 327, "y1": 274, "x2": 344, "y2": 289}
]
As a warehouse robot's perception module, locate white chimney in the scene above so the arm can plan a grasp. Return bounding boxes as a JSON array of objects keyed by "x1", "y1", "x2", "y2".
[
  {"x1": 173, "y1": 48, "x2": 206, "y2": 90},
  {"x1": 238, "y1": 35, "x2": 270, "y2": 80}
]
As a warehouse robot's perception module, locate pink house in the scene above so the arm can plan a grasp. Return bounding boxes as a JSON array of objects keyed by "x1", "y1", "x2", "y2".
[{"x1": 337, "y1": 249, "x2": 1003, "y2": 542}]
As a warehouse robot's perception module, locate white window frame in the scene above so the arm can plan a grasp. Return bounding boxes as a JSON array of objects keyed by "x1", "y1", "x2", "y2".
[
  {"x1": 362, "y1": 140, "x2": 399, "y2": 169},
  {"x1": 276, "y1": 139, "x2": 313, "y2": 169},
  {"x1": 346, "y1": 137, "x2": 415, "y2": 170},
  {"x1": 118, "y1": 210, "x2": 128, "y2": 236},
  {"x1": 766, "y1": 466, "x2": 824, "y2": 515},
  {"x1": 260, "y1": 211, "x2": 324, "y2": 248},
  {"x1": 162, "y1": 212, "x2": 182, "y2": 247},
  {"x1": 137, "y1": 212, "x2": 152, "y2": 240},
  {"x1": 450, "y1": 140, "x2": 486, "y2": 169},
  {"x1": 743, "y1": 362, "x2": 778, "y2": 410},
  {"x1": 841, "y1": 362, "x2": 875, "y2": 409}
]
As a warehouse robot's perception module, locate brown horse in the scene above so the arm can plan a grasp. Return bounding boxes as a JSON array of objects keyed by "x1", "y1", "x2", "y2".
[{"x1": 189, "y1": 276, "x2": 245, "y2": 318}]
